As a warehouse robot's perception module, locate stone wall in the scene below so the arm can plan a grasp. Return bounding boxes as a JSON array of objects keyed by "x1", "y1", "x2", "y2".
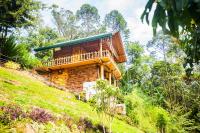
[
  {"x1": 66, "y1": 65, "x2": 99, "y2": 91},
  {"x1": 47, "y1": 64, "x2": 99, "y2": 92}
]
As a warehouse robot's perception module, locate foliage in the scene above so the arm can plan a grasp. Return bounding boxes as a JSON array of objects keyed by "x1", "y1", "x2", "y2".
[
  {"x1": 17, "y1": 44, "x2": 41, "y2": 68},
  {"x1": 0, "y1": 36, "x2": 20, "y2": 59},
  {"x1": 0, "y1": 67, "x2": 142, "y2": 133},
  {"x1": 104, "y1": 10, "x2": 129, "y2": 41},
  {"x1": 91, "y1": 79, "x2": 121, "y2": 133},
  {"x1": 30, "y1": 122, "x2": 71, "y2": 133},
  {"x1": 4, "y1": 61, "x2": 20, "y2": 70},
  {"x1": 0, "y1": 0, "x2": 41, "y2": 46},
  {"x1": 49, "y1": 4, "x2": 128, "y2": 41},
  {"x1": 0, "y1": 35, "x2": 41, "y2": 69},
  {"x1": 156, "y1": 113, "x2": 167, "y2": 133},
  {"x1": 29, "y1": 108, "x2": 54, "y2": 123},
  {"x1": 120, "y1": 42, "x2": 149, "y2": 93},
  {"x1": 123, "y1": 89, "x2": 171, "y2": 133},
  {"x1": 51, "y1": 6, "x2": 79, "y2": 40},
  {"x1": 141, "y1": 60, "x2": 200, "y2": 132},
  {"x1": 0, "y1": 104, "x2": 26, "y2": 125},
  {"x1": 17, "y1": 26, "x2": 58, "y2": 60},
  {"x1": 141, "y1": 0, "x2": 200, "y2": 70},
  {"x1": 76, "y1": 4, "x2": 100, "y2": 36}
]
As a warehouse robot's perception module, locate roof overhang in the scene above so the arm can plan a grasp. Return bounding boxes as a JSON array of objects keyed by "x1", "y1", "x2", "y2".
[{"x1": 112, "y1": 32, "x2": 127, "y2": 63}]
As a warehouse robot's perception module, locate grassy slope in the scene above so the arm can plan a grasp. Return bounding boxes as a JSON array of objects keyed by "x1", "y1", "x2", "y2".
[
  {"x1": 0, "y1": 67, "x2": 143, "y2": 133},
  {"x1": 125, "y1": 90, "x2": 170, "y2": 133}
]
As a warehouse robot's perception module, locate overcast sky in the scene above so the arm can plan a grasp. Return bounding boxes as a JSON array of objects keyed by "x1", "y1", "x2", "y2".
[{"x1": 41, "y1": 0, "x2": 153, "y2": 45}]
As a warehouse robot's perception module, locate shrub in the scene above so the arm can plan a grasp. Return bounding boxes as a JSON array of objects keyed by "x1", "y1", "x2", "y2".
[
  {"x1": 96, "y1": 124, "x2": 109, "y2": 133},
  {"x1": 77, "y1": 117, "x2": 93, "y2": 132},
  {"x1": 62, "y1": 115, "x2": 74, "y2": 130},
  {"x1": 30, "y1": 122, "x2": 71, "y2": 133},
  {"x1": 116, "y1": 115, "x2": 135, "y2": 126},
  {"x1": 125, "y1": 98, "x2": 133, "y2": 114},
  {"x1": 4, "y1": 61, "x2": 20, "y2": 70},
  {"x1": 156, "y1": 113, "x2": 167, "y2": 133},
  {"x1": 29, "y1": 108, "x2": 54, "y2": 123},
  {"x1": 0, "y1": 104, "x2": 26, "y2": 125}
]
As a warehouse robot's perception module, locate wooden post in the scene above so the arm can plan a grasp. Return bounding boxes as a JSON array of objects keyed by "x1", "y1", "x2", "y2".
[
  {"x1": 100, "y1": 64, "x2": 104, "y2": 79},
  {"x1": 109, "y1": 72, "x2": 112, "y2": 85},
  {"x1": 114, "y1": 79, "x2": 116, "y2": 86},
  {"x1": 100, "y1": 39, "x2": 102, "y2": 57}
]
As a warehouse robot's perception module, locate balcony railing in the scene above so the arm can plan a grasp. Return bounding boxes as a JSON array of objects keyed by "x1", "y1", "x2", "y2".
[{"x1": 40, "y1": 50, "x2": 113, "y2": 67}]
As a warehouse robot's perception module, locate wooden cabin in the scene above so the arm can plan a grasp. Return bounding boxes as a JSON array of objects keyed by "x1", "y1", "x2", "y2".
[{"x1": 34, "y1": 31, "x2": 127, "y2": 92}]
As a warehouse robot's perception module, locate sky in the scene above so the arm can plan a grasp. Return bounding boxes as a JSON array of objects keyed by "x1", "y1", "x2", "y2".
[{"x1": 41, "y1": 0, "x2": 154, "y2": 46}]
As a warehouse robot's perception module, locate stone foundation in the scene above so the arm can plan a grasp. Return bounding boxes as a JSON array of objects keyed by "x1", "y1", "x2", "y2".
[{"x1": 47, "y1": 64, "x2": 99, "y2": 92}]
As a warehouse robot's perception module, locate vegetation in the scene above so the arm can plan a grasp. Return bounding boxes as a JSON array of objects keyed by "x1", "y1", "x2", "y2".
[
  {"x1": 0, "y1": 1, "x2": 199, "y2": 133},
  {"x1": 121, "y1": 36, "x2": 200, "y2": 132},
  {"x1": 90, "y1": 79, "x2": 120, "y2": 133},
  {"x1": 0, "y1": 0, "x2": 41, "y2": 48},
  {"x1": 0, "y1": 67, "x2": 143, "y2": 133},
  {"x1": 142, "y1": 0, "x2": 200, "y2": 73}
]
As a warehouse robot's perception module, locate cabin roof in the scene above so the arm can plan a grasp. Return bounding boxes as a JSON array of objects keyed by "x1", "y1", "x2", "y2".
[{"x1": 34, "y1": 32, "x2": 113, "y2": 52}]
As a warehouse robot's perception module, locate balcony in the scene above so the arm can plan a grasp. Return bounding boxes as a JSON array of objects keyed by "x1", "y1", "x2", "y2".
[{"x1": 36, "y1": 50, "x2": 121, "y2": 79}]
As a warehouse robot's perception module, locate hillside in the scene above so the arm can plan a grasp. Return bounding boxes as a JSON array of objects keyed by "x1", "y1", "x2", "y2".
[{"x1": 0, "y1": 67, "x2": 143, "y2": 133}]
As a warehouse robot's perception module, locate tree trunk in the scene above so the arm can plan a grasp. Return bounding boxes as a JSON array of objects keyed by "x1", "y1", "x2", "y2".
[
  {"x1": 103, "y1": 125, "x2": 106, "y2": 133},
  {"x1": 109, "y1": 122, "x2": 112, "y2": 133}
]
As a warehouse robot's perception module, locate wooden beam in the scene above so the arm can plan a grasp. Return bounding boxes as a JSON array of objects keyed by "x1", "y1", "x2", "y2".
[
  {"x1": 100, "y1": 64, "x2": 104, "y2": 79},
  {"x1": 109, "y1": 37, "x2": 118, "y2": 59},
  {"x1": 109, "y1": 72, "x2": 112, "y2": 85}
]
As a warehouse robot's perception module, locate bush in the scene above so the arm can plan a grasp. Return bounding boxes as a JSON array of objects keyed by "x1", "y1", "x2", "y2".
[
  {"x1": 29, "y1": 108, "x2": 54, "y2": 123},
  {"x1": 30, "y1": 122, "x2": 71, "y2": 133},
  {"x1": 0, "y1": 104, "x2": 26, "y2": 125},
  {"x1": 62, "y1": 115, "x2": 74, "y2": 130},
  {"x1": 4, "y1": 61, "x2": 20, "y2": 70},
  {"x1": 156, "y1": 113, "x2": 167, "y2": 133},
  {"x1": 77, "y1": 117, "x2": 93, "y2": 132}
]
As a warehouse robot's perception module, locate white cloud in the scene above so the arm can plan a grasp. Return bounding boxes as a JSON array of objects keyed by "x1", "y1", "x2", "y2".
[{"x1": 104, "y1": 0, "x2": 133, "y2": 11}]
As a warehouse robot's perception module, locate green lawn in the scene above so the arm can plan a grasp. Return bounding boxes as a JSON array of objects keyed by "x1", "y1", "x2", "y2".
[{"x1": 0, "y1": 67, "x2": 143, "y2": 133}]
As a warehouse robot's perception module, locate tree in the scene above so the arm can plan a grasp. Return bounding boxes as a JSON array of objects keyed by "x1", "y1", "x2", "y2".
[
  {"x1": 147, "y1": 32, "x2": 186, "y2": 63},
  {"x1": 141, "y1": 0, "x2": 200, "y2": 73},
  {"x1": 76, "y1": 4, "x2": 100, "y2": 36},
  {"x1": 120, "y1": 42, "x2": 150, "y2": 93},
  {"x1": 90, "y1": 79, "x2": 120, "y2": 133},
  {"x1": 0, "y1": 0, "x2": 41, "y2": 45},
  {"x1": 51, "y1": 5, "x2": 79, "y2": 40},
  {"x1": 147, "y1": 32, "x2": 172, "y2": 62},
  {"x1": 104, "y1": 10, "x2": 129, "y2": 41},
  {"x1": 17, "y1": 26, "x2": 58, "y2": 60}
]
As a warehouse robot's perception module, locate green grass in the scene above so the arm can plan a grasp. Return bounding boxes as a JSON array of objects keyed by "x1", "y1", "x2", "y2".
[{"x1": 0, "y1": 67, "x2": 143, "y2": 133}]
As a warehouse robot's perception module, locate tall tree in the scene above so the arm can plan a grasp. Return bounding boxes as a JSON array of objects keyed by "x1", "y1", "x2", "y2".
[
  {"x1": 120, "y1": 42, "x2": 150, "y2": 93},
  {"x1": 141, "y1": 0, "x2": 200, "y2": 73},
  {"x1": 51, "y1": 5, "x2": 79, "y2": 40},
  {"x1": 104, "y1": 10, "x2": 129, "y2": 41},
  {"x1": 147, "y1": 32, "x2": 186, "y2": 63},
  {"x1": 0, "y1": 0, "x2": 41, "y2": 45},
  {"x1": 147, "y1": 32, "x2": 172, "y2": 62},
  {"x1": 76, "y1": 4, "x2": 100, "y2": 36}
]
